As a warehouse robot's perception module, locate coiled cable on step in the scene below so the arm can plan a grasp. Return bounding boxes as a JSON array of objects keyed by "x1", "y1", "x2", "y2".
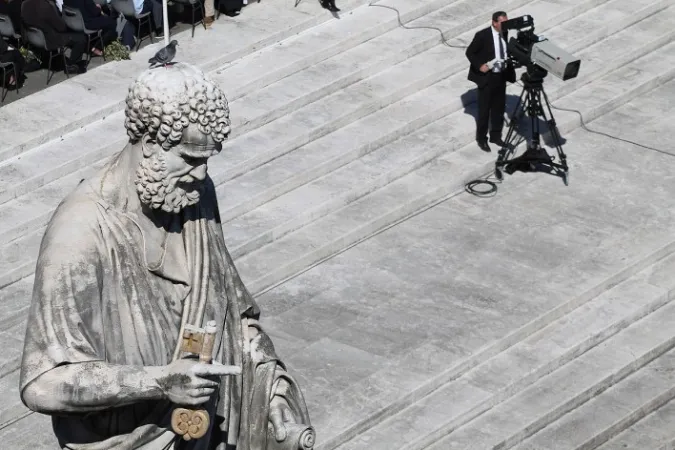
[{"x1": 464, "y1": 170, "x2": 501, "y2": 197}]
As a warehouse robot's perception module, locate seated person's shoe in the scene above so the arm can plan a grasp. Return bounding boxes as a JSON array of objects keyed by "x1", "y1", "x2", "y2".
[{"x1": 65, "y1": 64, "x2": 86, "y2": 74}]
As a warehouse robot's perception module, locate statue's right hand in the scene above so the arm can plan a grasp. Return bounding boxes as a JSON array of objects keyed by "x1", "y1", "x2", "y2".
[{"x1": 155, "y1": 359, "x2": 241, "y2": 406}]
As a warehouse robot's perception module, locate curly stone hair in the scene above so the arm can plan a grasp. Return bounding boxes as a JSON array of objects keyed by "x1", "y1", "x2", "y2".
[{"x1": 124, "y1": 63, "x2": 231, "y2": 150}]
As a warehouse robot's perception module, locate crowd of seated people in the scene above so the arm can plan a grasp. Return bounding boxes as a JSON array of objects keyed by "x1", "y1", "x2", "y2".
[{"x1": 0, "y1": 0, "x2": 340, "y2": 94}]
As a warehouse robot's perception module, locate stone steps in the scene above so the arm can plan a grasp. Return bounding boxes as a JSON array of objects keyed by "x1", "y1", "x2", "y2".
[
  {"x1": 1, "y1": 5, "x2": 673, "y2": 290},
  {"x1": 233, "y1": 39, "x2": 675, "y2": 294},
  {"x1": 1, "y1": 6, "x2": 674, "y2": 293},
  {"x1": 510, "y1": 355, "x2": 675, "y2": 450},
  {"x1": 423, "y1": 302, "x2": 675, "y2": 450},
  {"x1": 284, "y1": 210, "x2": 675, "y2": 450},
  {"x1": 0, "y1": 0, "x2": 668, "y2": 271},
  {"x1": 4, "y1": 216, "x2": 675, "y2": 450},
  {"x1": 218, "y1": 3, "x2": 675, "y2": 260},
  {"x1": 334, "y1": 254, "x2": 675, "y2": 450},
  {"x1": 0, "y1": 0, "x2": 371, "y2": 162},
  {"x1": 0, "y1": 0, "x2": 471, "y2": 169},
  {"x1": 1, "y1": 1, "x2": 674, "y2": 448},
  {"x1": 594, "y1": 399, "x2": 675, "y2": 450},
  {"x1": 0, "y1": 0, "x2": 550, "y2": 223}
]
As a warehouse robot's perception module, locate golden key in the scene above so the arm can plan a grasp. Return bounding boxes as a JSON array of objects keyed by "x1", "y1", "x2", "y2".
[{"x1": 171, "y1": 321, "x2": 218, "y2": 441}]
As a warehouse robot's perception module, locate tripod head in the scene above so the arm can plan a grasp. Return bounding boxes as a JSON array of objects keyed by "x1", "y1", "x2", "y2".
[{"x1": 520, "y1": 64, "x2": 548, "y2": 88}]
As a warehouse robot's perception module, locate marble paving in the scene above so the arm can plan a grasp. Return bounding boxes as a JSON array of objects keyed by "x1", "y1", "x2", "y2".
[{"x1": 1, "y1": 0, "x2": 674, "y2": 448}]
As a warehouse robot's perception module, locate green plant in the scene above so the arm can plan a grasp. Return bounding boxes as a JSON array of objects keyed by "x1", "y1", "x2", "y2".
[
  {"x1": 19, "y1": 46, "x2": 41, "y2": 64},
  {"x1": 104, "y1": 39, "x2": 131, "y2": 61}
]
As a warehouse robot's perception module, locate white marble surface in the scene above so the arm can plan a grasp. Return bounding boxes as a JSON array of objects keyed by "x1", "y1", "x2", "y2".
[{"x1": 2, "y1": 0, "x2": 675, "y2": 448}]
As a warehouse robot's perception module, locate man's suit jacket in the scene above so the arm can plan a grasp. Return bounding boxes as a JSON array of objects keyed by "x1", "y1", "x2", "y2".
[
  {"x1": 63, "y1": 0, "x2": 101, "y2": 25},
  {"x1": 21, "y1": 0, "x2": 70, "y2": 49},
  {"x1": 465, "y1": 26, "x2": 516, "y2": 88}
]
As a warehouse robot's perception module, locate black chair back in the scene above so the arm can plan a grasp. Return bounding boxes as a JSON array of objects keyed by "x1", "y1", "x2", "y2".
[
  {"x1": 0, "y1": 14, "x2": 17, "y2": 38},
  {"x1": 110, "y1": 0, "x2": 136, "y2": 17},
  {"x1": 24, "y1": 26, "x2": 48, "y2": 50},
  {"x1": 62, "y1": 6, "x2": 85, "y2": 32}
]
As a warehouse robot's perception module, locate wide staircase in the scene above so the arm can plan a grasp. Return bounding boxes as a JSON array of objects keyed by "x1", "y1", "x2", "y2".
[{"x1": 1, "y1": 0, "x2": 675, "y2": 448}]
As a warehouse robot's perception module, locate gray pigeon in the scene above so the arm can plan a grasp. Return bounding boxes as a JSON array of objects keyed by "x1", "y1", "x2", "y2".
[{"x1": 149, "y1": 40, "x2": 178, "y2": 68}]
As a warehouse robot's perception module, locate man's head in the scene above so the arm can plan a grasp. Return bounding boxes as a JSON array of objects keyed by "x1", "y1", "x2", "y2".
[
  {"x1": 492, "y1": 11, "x2": 508, "y2": 33},
  {"x1": 124, "y1": 63, "x2": 231, "y2": 213}
]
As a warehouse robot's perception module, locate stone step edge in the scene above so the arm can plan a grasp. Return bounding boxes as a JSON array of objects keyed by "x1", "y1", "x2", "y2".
[
  {"x1": 407, "y1": 299, "x2": 675, "y2": 450},
  {"x1": 1, "y1": 4, "x2": 667, "y2": 254},
  {"x1": 312, "y1": 241, "x2": 675, "y2": 450},
  {"x1": 657, "y1": 436, "x2": 675, "y2": 450},
  {"x1": 0, "y1": 0, "x2": 542, "y2": 208},
  {"x1": 492, "y1": 333, "x2": 675, "y2": 450},
  {"x1": 220, "y1": 0, "x2": 460, "y2": 103},
  {"x1": 573, "y1": 385, "x2": 675, "y2": 450},
  {"x1": 339, "y1": 274, "x2": 672, "y2": 448},
  {"x1": 0, "y1": 0, "x2": 449, "y2": 165}
]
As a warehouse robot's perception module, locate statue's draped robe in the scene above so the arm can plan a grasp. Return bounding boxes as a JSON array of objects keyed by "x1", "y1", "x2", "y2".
[{"x1": 19, "y1": 149, "x2": 310, "y2": 450}]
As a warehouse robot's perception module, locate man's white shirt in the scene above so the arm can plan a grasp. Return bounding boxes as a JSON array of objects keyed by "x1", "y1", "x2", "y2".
[{"x1": 491, "y1": 26, "x2": 507, "y2": 72}]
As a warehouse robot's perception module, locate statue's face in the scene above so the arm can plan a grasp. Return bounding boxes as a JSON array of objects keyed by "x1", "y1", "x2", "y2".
[{"x1": 136, "y1": 124, "x2": 222, "y2": 213}]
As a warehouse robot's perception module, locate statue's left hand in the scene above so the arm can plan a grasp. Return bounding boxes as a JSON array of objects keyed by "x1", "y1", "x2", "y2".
[{"x1": 269, "y1": 396, "x2": 296, "y2": 442}]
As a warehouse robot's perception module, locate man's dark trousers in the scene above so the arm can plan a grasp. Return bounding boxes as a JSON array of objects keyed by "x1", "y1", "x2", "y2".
[{"x1": 476, "y1": 71, "x2": 507, "y2": 141}]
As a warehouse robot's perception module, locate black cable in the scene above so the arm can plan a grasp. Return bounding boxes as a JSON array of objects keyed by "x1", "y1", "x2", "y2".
[
  {"x1": 464, "y1": 169, "x2": 502, "y2": 197},
  {"x1": 368, "y1": 3, "x2": 468, "y2": 49},
  {"x1": 509, "y1": 81, "x2": 671, "y2": 156},
  {"x1": 549, "y1": 104, "x2": 671, "y2": 156}
]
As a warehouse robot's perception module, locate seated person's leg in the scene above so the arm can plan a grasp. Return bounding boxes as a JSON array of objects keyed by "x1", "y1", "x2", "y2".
[
  {"x1": 65, "y1": 32, "x2": 88, "y2": 70},
  {"x1": 120, "y1": 20, "x2": 135, "y2": 49},
  {"x1": 151, "y1": 0, "x2": 163, "y2": 33},
  {"x1": 0, "y1": 49, "x2": 25, "y2": 85}
]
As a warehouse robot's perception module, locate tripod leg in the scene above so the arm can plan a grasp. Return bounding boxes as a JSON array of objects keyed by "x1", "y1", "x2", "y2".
[
  {"x1": 496, "y1": 86, "x2": 528, "y2": 180},
  {"x1": 541, "y1": 88, "x2": 568, "y2": 172}
]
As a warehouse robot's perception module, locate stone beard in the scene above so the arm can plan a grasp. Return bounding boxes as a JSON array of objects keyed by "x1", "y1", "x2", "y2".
[{"x1": 136, "y1": 145, "x2": 202, "y2": 213}]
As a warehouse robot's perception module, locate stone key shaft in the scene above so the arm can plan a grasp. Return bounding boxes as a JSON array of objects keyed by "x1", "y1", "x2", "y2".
[{"x1": 171, "y1": 320, "x2": 218, "y2": 441}]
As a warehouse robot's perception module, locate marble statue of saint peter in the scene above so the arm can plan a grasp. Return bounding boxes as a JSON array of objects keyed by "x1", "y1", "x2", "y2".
[{"x1": 19, "y1": 63, "x2": 313, "y2": 450}]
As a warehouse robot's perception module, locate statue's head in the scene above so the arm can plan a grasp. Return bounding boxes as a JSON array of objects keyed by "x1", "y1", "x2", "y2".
[{"x1": 124, "y1": 63, "x2": 231, "y2": 213}]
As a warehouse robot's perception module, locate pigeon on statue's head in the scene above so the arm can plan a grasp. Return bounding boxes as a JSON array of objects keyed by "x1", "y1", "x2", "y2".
[{"x1": 149, "y1": 40, "x2": 178, "y2": 68}]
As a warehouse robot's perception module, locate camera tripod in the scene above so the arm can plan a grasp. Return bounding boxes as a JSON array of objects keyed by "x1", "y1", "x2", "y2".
[{"x1": 495, "y1": 67, "x2": 569, "y2": 185}]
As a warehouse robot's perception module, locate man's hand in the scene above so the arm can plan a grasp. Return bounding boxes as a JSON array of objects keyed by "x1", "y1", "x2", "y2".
[
  {"x1": 479, "y1": 63, "x2": 490, "y2": 73},
  {"x1": 269, "y1": 396, "x2": 296, "y2": 442},
  {"x1": 154, "y1": 359, "x2": 241, "y2": 406}
]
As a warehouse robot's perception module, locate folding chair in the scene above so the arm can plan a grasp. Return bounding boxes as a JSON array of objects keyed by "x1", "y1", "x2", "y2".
[
  {"x1": 172, "y1": 0, "x2": 205, "y2": 37},
  {"x1": 0, "y1": 14, "x2": 22, "y2": 46},
  {"x1": 110, "y1": 0, "x2": 154, "y2": 51},
  {"x1": 0, "y1": 60, "x2": 19, "y2": 103},
  {"x1": 62, "y1": 6, "x2": 105, "y2": 63},
  {"x1": 24, "y1": 27, "x2": 69, "y2": 85}
]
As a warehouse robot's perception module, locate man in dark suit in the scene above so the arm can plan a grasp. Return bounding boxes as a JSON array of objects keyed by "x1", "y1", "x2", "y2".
[
  {"x1": 21, "y1": 0, "x2": 88, "y2": 73},
  {"x1": 465, "y1": 11, "x2": 516, "y2": 152},
  {"x1": 63, "y1": 0, "x2": 131, "y2": 51}
]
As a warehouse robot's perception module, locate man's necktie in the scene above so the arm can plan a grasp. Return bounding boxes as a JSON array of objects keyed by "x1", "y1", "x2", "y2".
[{"x1": 498, "y1": 33, "x2": 505, "y2": 60}]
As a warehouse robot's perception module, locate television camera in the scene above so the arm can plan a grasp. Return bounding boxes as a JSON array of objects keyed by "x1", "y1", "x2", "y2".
[
  {"x1": 502, "y1": 14, "x2": 580, "y2": 81},
  {"x1": 494, "y1": 15, "x2": 581, "y2": 184}
]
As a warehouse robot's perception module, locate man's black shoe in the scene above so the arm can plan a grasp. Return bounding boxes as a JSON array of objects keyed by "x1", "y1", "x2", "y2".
[
  {"x1": 477, "y1": 140, "x2": 491, "y2": 152},
  {"x1": 320, "y1": 0, "x2": 340, "y2": 11},
  {"x1": 489, "y1": 136, "x2": 506, "y2": 147}
]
